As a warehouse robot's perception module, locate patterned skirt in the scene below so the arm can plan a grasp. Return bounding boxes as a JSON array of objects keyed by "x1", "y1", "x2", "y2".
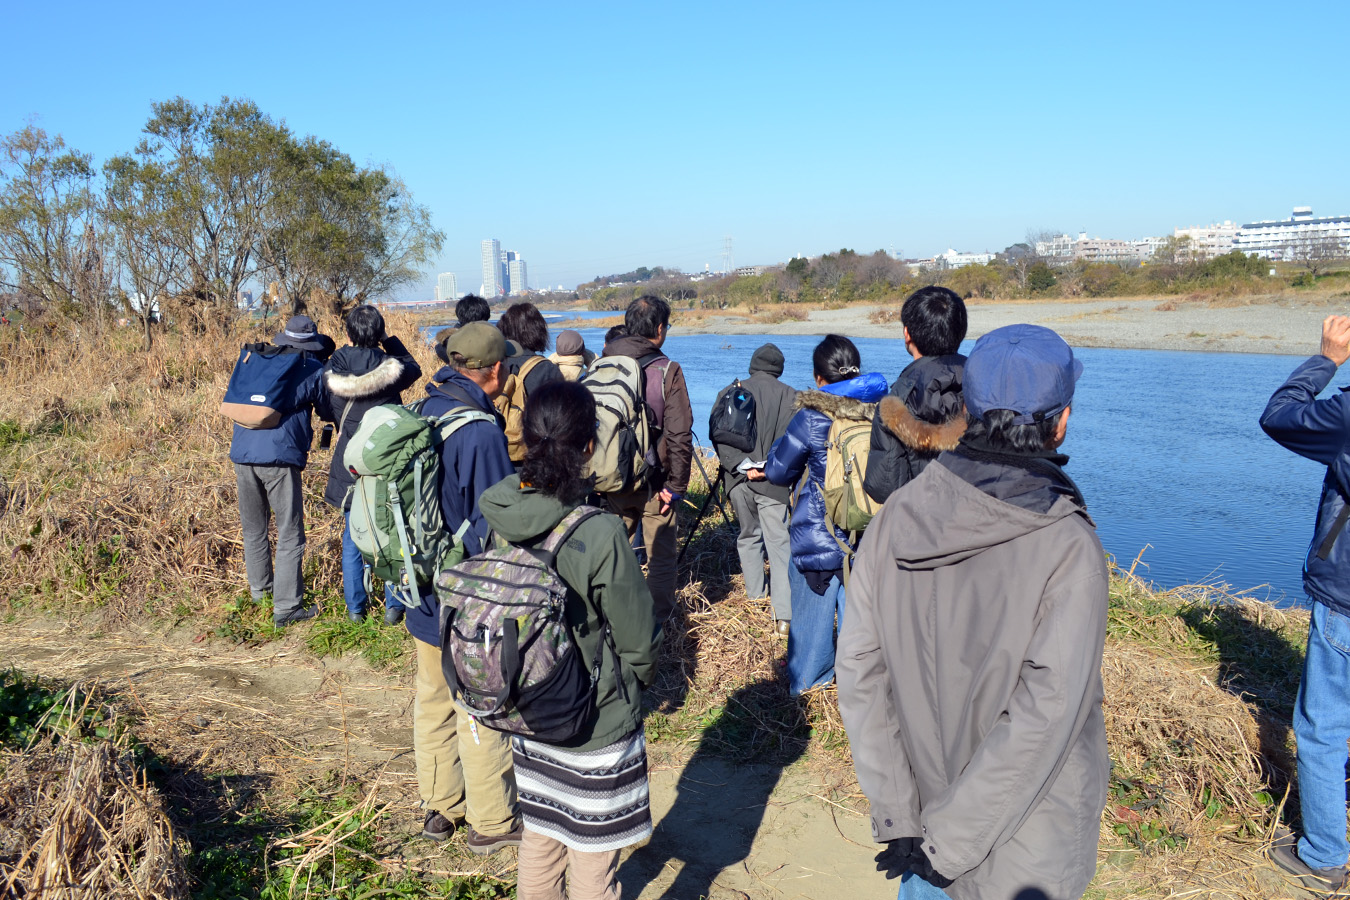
[{"x1": 511, "y1": 728, "x2": 652, "y2": 852}]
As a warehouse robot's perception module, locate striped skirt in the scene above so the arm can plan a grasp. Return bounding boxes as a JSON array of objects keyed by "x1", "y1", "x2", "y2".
[{"x1": 511, "y1": 728, "x2": 652, "y2": 852}]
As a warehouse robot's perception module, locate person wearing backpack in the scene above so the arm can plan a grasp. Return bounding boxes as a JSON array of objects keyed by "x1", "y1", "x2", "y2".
[
  {"x1": 227, "y1": 314, "x2": 333, "y2": 627},
  {"x1": 599, "y1": 296, "x2": 694, "y2": 622},
  {"x1": 765, "y1": 335, "x2": 887, "y2": 695},
  {"x1": 864, "y1": 287, "x2": 968, "y2": 506},
  {"x1": 712, "y1": 344, "x2": 798, "y2": 637},
  {"x1": 315, "y1": 305, "x2": 423, "y2": 623},
  {"x1": 405, "y1": 322, "x2": 522, "y2": 853},
  {"x1": 496, "y1": 302, "x2": 564, "y2": 463},
  {"x1": 477, "y1": 380, "x2": 659, "y2": 900}
]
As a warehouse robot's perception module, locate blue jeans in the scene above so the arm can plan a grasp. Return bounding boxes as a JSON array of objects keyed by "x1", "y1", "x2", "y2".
[
  {"x1": 1295, "y1": 600, "x2": 1350, "y2": 869},
  {"x1": 786, "y1": 564, "x2": 845, "y2": 695},
  {"x1": 897, "y1": 872, "x2": 949, "y2": 899},
  {"x1": 342, "y1": 512, "x2": 394, "y2": 618}
]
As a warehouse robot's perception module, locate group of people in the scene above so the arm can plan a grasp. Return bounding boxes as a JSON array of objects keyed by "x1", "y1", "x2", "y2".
[{"x1": 223, "y1": 280, "x2": 1350, "y2": 899}]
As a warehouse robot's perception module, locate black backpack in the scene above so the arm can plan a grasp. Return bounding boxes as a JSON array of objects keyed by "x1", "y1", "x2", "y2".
[{"x1": 709, "y1": 379, "x2": 758, "y2": 453}]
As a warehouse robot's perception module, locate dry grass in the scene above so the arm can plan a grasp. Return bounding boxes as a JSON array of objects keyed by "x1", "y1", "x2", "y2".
[{"x1": 0, "y1": 688, "x2": 189, "y2": 899}]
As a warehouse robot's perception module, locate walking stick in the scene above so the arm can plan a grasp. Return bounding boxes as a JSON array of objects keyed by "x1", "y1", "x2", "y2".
[{"x1": 678, "y1": 467, "x2": 725, "y2": 565}]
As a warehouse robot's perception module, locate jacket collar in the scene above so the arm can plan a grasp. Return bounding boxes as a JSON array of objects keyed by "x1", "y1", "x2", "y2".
[{"x1": 428, "y1": 367, "x2": 494, "y2": 414}]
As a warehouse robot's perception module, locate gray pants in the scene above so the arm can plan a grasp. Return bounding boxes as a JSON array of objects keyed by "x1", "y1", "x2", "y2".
[
  {"x1": 728, "y1": 481, "x2": 792, "y2": 621},
  {"x1": 234, "y1": 463, "x2": 306, "y2": 616}
]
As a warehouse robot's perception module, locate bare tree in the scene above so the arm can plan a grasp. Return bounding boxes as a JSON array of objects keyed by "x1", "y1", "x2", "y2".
[
  {"x1": 104, "y1": 155, "x2": 183, "y2": 349},
  {"x1": 1286, "y1": 231, "x2": 1347, "y2": 278}
]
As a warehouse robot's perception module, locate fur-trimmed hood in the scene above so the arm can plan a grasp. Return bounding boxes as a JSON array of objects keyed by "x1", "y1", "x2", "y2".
[
  {"x1": 325, "y1": 350, "x2": 405, "y2": 399},
  {"x1": 793, "y1": 372, "x2": 888, "y2": 422},
  {"x1": 878, "y1": 394, "x2": 966, "y2": 452}
]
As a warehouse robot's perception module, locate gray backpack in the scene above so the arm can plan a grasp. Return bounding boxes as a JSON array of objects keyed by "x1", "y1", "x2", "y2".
[{"x1": 434, "y1": 506, "x2": 625, "y2": 741}]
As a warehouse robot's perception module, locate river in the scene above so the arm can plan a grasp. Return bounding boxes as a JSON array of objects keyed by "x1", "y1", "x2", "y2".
[{"x1": 427, "y1": 318, "x2": 1325, "y2": 603}]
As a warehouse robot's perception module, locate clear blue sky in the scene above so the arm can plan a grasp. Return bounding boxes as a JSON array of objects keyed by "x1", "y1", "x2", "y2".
[{"x1": 6, "y1": 0, "x2": 1348, "y2": 298}]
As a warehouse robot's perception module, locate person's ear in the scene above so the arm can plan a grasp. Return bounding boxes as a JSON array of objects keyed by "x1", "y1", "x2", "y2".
[{"x1": 1054, "y1": 406, "x2": 1071, "y2": 444}]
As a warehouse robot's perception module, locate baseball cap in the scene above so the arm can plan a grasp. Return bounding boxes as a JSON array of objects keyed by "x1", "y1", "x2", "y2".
[
  {"x1": 442, "y1": 322, "x2": 506, "y2": 369},
  {"x1": 963, "y1": 324, "x2": 1082, "y2": 424}
]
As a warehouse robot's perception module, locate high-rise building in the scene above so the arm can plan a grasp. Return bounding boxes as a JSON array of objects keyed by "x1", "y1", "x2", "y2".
[
  {"x1": 508, "y1": 258, "x2": 528, "y2": 295},
  {"x1": 480, "y1": 239, "x2": 502, "y2": 297},
  {"x1": 500, "y1": 251, "x2": 511, "y2": 296},
  {"x1": 436, "y1": 272, "x2": 458, "y2": 303}
]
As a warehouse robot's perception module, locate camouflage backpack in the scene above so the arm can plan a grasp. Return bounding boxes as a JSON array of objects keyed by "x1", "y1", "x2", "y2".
[{"x1": 434, "y1": 506, "x2": 622, "y2": 742}]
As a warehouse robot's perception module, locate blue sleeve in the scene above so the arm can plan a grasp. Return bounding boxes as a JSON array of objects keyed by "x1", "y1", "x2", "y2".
[
  {"x1": 1260, "y1": 355, "x2": 1349, "y2": 466},
  {"x1": 296, "y1": 364, "x2": 325, "y2": 410},
  {"x1": 766, "y1": 410, "x2": 813, "y2": 486},
  {"x1": 442, "y1": 421, "x2": 514, "y2": 556}
]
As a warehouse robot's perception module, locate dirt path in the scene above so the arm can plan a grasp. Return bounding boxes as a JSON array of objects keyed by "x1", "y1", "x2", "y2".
[{"x1": 2, "y1": 618, "x2": 890, "y2": 899}]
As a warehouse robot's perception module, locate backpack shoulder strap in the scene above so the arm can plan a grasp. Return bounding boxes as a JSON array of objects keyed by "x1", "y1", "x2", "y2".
[
  {"x1": 519, "y1": 355, "x2": 546, "y2": 381},
  {"x1": 534, "y1": 506, "x2": 604, "y2": 568}
]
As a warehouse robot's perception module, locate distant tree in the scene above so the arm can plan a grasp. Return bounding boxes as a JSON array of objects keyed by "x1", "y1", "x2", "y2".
[
  {"x1": 1027, "y1": 262, "x2": 1057, "y2": 293},
  {"x1": 1286, "y1": 232, "x2": 1347, "y2": 278},
  {"x1": 104, "y1": 153, "x2": 184, "y2": 349},
  {"x1": 0, "y1": 125, "x2": 113, "y2": 325},
  {"x1": 785, "y1": 256, "x2": 809, "y2": 280},
  {"x1": 1148, "y1": 235, "x2": 1195, "y2": 288}
]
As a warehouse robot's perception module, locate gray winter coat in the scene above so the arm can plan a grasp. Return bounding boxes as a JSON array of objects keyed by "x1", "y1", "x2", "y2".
[
  {"x1": 837, "y1": 456, "x2": 1109, "y2": 900},
  {"x1": 714, "y1": 344, "x2": 798, "y2": 505}
]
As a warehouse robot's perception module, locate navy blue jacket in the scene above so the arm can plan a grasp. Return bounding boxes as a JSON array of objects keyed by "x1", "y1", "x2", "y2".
[
  {"x1": 1261, "y1": 355, "x2": 1350, "y2": 615},
  {"x1": 228, "y1": 358, "x2": 326, "y2": 469},
  {"x1": 403, "y1": 366, "x2": 515, "y2": 646},
  {"x1": 766, "y1": 373, "x2": 888, "y2": 572}
]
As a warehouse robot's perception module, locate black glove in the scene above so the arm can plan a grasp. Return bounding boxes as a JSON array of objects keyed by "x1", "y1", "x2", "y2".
[
  {"x1": 874, "y1": 837, "x2": 921, "y2": 880},
  {"x1": 909, "y1": 851, "x2": 956, "y2": 890}
]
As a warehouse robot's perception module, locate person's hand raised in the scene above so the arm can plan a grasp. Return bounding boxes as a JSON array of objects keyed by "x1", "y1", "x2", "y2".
[{"x1": 1320, "y1": 315, "x2": 1350, "y2": 367}]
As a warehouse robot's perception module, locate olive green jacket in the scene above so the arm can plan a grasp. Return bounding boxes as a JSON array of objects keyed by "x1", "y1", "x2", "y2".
[{"x1": 479, "y1": 476, "x2": 660, "y2": 750}]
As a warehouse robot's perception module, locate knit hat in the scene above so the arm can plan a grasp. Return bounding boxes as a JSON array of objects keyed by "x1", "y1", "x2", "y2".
[
  {"x1": 556, "y1": 329, "x2": 585, "y2": 356},
  {"x1": 749, "y1": 343, "x2": 785, "y2": 378}
]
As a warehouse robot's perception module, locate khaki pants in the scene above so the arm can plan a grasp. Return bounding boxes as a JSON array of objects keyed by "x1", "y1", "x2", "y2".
[
  {"x1": 605, "y1": 487, "x2": 677, "y2": 621},
  {"x1": 518, "y1": 828, "x2": 622, "y2": 900},
  {"x1": 413, "y1": 638, "x2": 517, "y2": 835}
]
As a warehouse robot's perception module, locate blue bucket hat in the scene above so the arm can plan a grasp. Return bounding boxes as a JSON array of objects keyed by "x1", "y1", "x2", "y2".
[{"x1": 964, "y1": 324, "x2": 1082, "y2": 425}]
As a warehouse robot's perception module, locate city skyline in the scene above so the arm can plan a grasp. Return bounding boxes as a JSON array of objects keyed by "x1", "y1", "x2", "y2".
[{"x1": 5, "y1": 1, "x2": 1347, "y2": 299}]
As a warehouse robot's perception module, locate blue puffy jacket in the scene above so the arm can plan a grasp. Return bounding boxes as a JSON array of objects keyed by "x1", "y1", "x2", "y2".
[
  {"x1": 228, "y1": 359, "x2": 326, "y2": 469},
  {"x1": 402, "y1": 367, "x2": 515, "y2": 647},
  {"x1": 766, "y1": 372, "x2": 888, "y2": 572},
  {"x1": 1260, "y1": 355, "x2": 1350, "y2": 616}
]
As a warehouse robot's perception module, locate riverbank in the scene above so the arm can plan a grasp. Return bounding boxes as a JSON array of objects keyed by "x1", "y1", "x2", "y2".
[{"x1": 561, "y1": 290, "x2": 1348, "y2": 355}]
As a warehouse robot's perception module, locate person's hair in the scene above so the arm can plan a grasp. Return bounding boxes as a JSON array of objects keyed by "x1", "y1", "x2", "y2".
[
  {"x1": 625, "y1": 295, "x2": 670, "y2": 340},
  {"x1": 455, "y1": 294, "x2": 491, "y2": 326},
  {"x1": 604, "y1": 324, "x2": 628, "y2": 345},
  {"x1": 344, "y1": 305, "x2": 385, "y2": 348},
  {"x1": 812, "y1": 334, "x2": 862, "y2": 385},
  {"x1": 521, "y1": 381, "x2": 596, "y2": 505},
  {"x1": 900, "y1": 286, "x2": 967, "y2": 357},
  {"x1": 964, "y1": 408, "x2": 1062, "y2": 453},
  {"x1": 498, "y1": 302, "x2": 549, "y2": 353}
]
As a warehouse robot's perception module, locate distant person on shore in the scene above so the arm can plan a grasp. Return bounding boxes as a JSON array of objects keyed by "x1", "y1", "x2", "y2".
[
  {"x1": 496, "y1": 302, "x2": 564, "y2": 462},
  {"x1": 712, "y1": 344, "x2": 798, "y2": 636},
  {"x1": 479, "y1": 381, "x2": 660, "y2": 900},
  {"x1": 602, "y1": 296, "x2": 694, "y2": 622},
  {"x1": 227, "y1": 315, "x2": 332, "y2": 627},
  {"x1": 764, "y1": 335, "x2": 887, "y2": 694},
  {"x1": 548, "y1": 329, "x2": 595, "y2": 381},
  {"x1": 315, "y1": 305, "x2": 422, "y2": 624},
  {"x1": 864, "y1": 286, "x2": 968, "y2": 505},
  {"x1": 1260, "y1": 315, "x2": 1350, "y2": 894},
  {"x1": 410, "y1": 323, "x2": 521, "y2": 853},
  {"x1": 838, "y1": 324, "x2": 1108, "y2": 899}
]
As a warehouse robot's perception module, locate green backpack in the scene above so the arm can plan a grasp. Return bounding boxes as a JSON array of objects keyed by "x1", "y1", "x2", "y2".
[{"x1": 343, "y1": 401, "x2": 495, "y2": 605}]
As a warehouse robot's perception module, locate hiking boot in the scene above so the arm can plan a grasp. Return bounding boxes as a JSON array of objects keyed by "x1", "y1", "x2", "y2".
[
  {"x1": 347, "y1": 609, "x2": 366, "y2": 623},
  {"x1": 775, "y1": 620, "x2": 790, "y2": 638},
  {"x1": 465, "y1": 821, "x2": 524, "y2": 855},
  {"x1": 1269, "y1": 830, "x2": 1349, "y2": 893},
  {"x1": 384, "y1": 603, "x2": 405, "y2": 626},
  {"x1": 273, "y1": 605, "x2": 319, "y2": 627},
  {"x1": 422, "y1": 810, "x2": 457, "y2": 842}
]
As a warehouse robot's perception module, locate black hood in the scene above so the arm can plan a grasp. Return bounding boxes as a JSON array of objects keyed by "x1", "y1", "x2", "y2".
[{"x1": 749, "y1": 343, "x2": 785, "y2": 378}]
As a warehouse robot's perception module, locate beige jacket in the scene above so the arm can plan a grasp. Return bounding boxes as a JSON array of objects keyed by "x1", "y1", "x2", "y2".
[
  {"x1": 548, "y1": 350, "x2": 595, "y2": 382},
  {"x1": 837, "y1": 456, "x2": 1109, "y2": 900}
]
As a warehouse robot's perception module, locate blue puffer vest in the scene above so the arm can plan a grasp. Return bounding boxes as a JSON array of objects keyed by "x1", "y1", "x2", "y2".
[
  {"x1": 1260, "y1": 355, "x2": 1350, "y2": 615},
  {"x1": 765, "y1": 372, "x2": 888, "y2": 572}
]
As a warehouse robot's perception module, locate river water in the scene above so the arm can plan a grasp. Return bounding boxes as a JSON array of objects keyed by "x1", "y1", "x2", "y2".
[{"x1": 428, "y1": 317, "x2": 1326, "y2": 603}]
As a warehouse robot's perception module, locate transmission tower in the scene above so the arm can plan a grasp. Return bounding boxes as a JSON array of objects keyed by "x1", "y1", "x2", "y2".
[{"x1": 721, "y1": 236, "x2": 734, "y2": 275}]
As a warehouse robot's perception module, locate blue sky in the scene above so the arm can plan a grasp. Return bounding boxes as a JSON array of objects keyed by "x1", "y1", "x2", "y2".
[{"x1": 6, "y1": 0, "x2": 1348, "y2": 297}]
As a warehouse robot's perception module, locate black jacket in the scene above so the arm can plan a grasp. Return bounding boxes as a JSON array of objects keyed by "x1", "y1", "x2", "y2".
[
  {"x1": 315, "y1": 337, "x2": 423, "y2": 508},
  {"x1": 863, "y1": 353, "x2": 966, "y2": 506},
  {"x1": 714, "y1": 343, "x2": 798, "y2": 505}
]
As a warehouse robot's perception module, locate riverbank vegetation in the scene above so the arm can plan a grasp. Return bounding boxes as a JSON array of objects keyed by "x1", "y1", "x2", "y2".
[{"x1": 0, "y1": 312, "x2": 1319, "y2": 898}]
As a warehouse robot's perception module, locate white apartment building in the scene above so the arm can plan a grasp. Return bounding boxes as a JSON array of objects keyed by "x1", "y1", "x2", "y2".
[
  {"x1": 480, "y1": 239, "x2": 502, "y2": 297},
  {"x1": 1173, "y1": 221, "x2": 1239, "y2": 259},
  {"x1": 1236, "y1": 208, "x2": 1350, "y2": 260},
  {"x1": 435, "y1": 272, "x2": 458, "y2": 303},
  {"x1": 936, "y1": 249, "x2": 996, "y2": 268},
  {"x1": 508, "y1": 258, "x2": 528, "y2": 295}
]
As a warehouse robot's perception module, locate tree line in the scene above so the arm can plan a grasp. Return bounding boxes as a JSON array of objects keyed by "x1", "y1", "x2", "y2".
[{"x1": 0, "y1": 97, "x2": 443, "y2": 348}]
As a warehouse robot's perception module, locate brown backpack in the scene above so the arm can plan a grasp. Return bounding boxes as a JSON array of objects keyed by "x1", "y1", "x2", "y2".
[{"x1": 494, "y1": 355, "x2": 546, "y2": 463}]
